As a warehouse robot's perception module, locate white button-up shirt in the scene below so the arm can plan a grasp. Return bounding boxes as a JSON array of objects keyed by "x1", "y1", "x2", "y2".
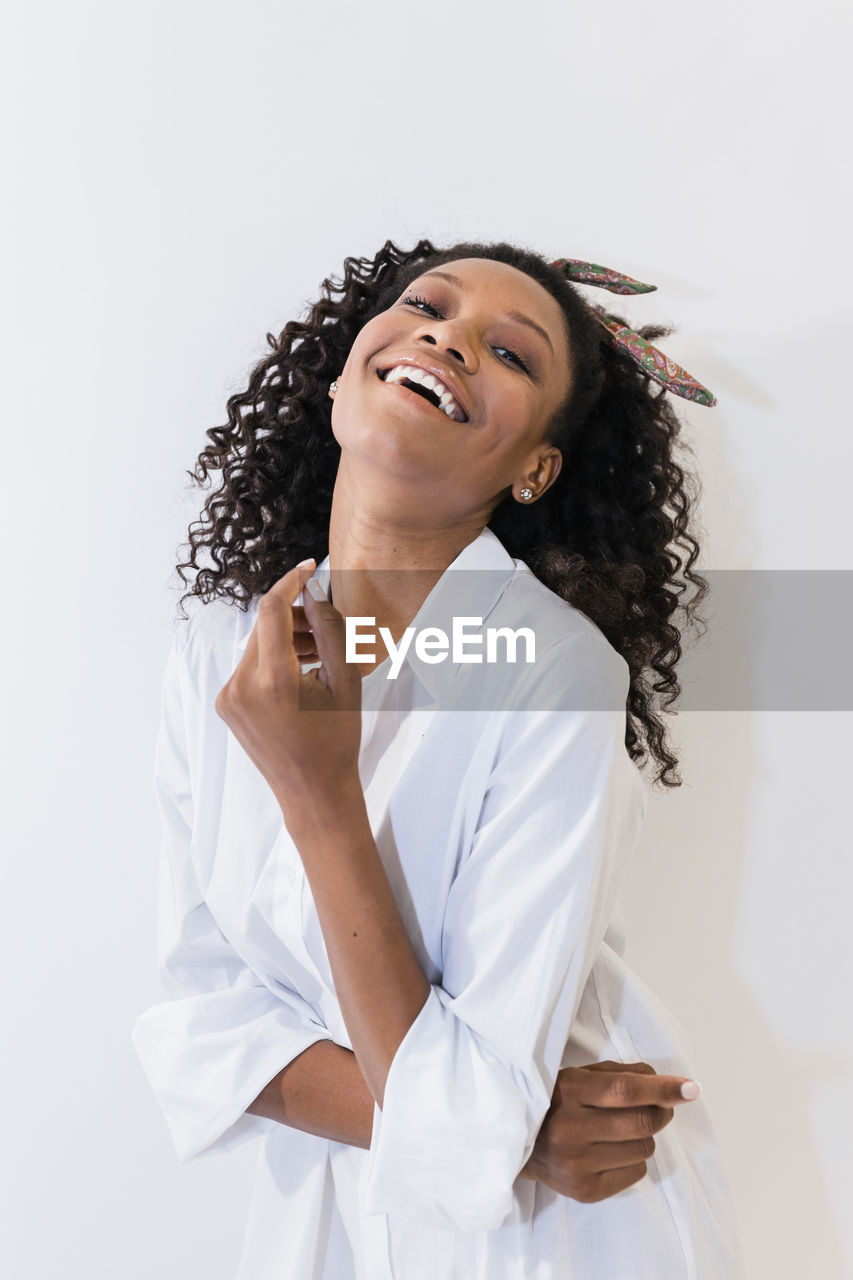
[{"x1": 131, "y1": 526, "x2": 742, "y2": 1278}]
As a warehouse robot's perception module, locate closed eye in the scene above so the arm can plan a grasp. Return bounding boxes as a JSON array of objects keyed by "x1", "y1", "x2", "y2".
[{"x1": 402, "y1": 294, "x2": 533, "y2": 375}]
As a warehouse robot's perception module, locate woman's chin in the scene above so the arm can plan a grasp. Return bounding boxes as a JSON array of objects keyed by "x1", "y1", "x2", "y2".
[{"x1": 334, "y1": 417, "x2": 452, "y2": 477}]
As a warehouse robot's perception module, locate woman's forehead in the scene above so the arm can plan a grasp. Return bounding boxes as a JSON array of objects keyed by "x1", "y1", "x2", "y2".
[
  {"x1": 410, "y1": 256, "x2": 543, "y2": 294},
  {"x1": 405, "y1": 257, "x2": 567, "y2": 334}
]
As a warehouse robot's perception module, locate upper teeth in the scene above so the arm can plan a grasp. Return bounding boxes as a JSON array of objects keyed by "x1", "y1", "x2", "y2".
[{"x1": 383, "y1": 365, "x2": 465, "y2": 421}]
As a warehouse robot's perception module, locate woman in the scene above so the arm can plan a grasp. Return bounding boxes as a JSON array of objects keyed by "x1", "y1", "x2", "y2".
[{"x1": 132, "y1": 239, "x2": 743, "y2": 1277}]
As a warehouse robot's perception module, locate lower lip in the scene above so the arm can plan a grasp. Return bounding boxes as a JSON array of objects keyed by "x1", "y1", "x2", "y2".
[{"x1": 378, "y1": 373, "x2": 464, "y2": 424}]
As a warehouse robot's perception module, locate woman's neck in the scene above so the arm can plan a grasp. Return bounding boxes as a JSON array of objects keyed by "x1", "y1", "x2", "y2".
[{"x1": 324, "y1": 466, "x2": 487, "y2": 659}]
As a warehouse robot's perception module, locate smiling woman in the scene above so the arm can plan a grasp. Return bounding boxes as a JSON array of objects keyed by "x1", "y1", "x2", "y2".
[
  {"x1": 131, "y1": 238, "x2": 743, "y2": 1279},
  {"x1": 173, "y1": 239, "x2": 709, "y2": 785}
]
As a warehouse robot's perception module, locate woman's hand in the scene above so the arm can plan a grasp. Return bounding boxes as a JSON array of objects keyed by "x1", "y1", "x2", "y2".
[
  {"x1": 214, "y1": 558, "x2": 363, "y2": 815},
  {"x1": 520, "y1": 1061, "x2": 700, "y2": 1203}
]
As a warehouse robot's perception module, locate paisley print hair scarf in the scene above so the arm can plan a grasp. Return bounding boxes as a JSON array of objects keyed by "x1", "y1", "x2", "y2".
[{"x1": 550, "y1": 258, "x2": 717, "y2": 407}]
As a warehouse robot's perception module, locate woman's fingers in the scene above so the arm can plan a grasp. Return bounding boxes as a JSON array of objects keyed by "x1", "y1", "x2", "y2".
[
  {"x1": 300, "y1": 577, "x2": 361, "y2": 706},
  {"x1": 568, "y1": 1102, "x2": 673, "y2": 1143},
  {"x1": 582, "y1": 1136, "x2": 657, "y2": 1173},
  {"x1": 290, "y1": 604, "x2": 319, "y2": 662},
  {"x1": 254, "y1": 559, "x2": 316, "y2": 679},
  {"x1": 252, "y1": 564, "x2": 329, "y2": 672},
  {"x1": 527, "y1": 1061, "x2": 692, "y2": 1201},
  {"x1": 530, "y1": 1130, "x2": 655, "y2": 1204},
  {"x1": 583, "y1": 1163, "x2": 649, "y2": 1203},
  {"x1": 581, "y1": 1060, "x2": 654, "y2": 1075},
  {"x1": 293, "y1": 635, "x2": 320, "y2": 661},
  {"x1": 575, "y1": 1065, "x2": 700, "y2": 1108}
]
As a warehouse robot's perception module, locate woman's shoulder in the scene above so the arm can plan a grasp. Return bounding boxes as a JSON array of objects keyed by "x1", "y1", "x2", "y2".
[
  {"x1": 498, "y1": 562, "x2": 630, "y2": 711},
  {"x1": 169, "y1": 593, "x2": 254, "y2": 676}
]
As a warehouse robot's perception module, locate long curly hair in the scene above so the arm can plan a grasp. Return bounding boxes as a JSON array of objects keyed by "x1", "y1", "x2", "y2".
[{"x1": 175, "y1": 237, "x2": 711, "y2": 789}]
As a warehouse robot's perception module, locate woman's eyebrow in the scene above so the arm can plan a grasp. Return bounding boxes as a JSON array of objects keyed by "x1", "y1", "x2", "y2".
[{"x1": 420, "y1": 269, "x2": 554, "y2": 355}]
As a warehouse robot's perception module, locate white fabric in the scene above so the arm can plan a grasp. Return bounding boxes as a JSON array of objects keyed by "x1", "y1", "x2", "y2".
[{"x1": 131, "y1": 525, "x2": 743, "y2": 1278}]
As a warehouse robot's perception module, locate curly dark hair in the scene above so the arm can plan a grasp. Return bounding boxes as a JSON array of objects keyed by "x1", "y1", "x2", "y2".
[{"x1": 175, "y1": 237, "x2": 711, "y2": 789}]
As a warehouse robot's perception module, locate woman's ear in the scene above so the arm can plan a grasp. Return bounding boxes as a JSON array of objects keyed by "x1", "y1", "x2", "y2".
[{"x1": 518, "y1": 448, "x2": 562, "y2": 502}]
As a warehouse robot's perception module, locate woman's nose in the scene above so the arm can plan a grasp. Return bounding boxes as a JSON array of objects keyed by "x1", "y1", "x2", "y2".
[{"x1": 416, "y1": 322, "x2": 478, "y2": 372}]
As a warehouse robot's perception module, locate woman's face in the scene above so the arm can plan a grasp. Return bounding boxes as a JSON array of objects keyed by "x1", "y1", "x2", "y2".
[{"x1": 330, "y1": 257, "x2": 573, "y2": 518}]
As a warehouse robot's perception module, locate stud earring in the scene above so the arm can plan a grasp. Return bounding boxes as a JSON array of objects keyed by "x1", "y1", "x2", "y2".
[
  {"x1": 519, "y1": 487, "x2": 533, "y2": 501},
  {"x1": 329, "y1": 380, "x2": 338, "y2": 394}
]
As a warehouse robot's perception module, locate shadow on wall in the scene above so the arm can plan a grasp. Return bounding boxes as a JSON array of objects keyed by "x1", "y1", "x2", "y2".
[
  {"x1": 617, "y1": 314, "x2": 853, "y2": 1276},
  {"x1": 619, "y1": 712, "x2": 846, "y2": 1280}
]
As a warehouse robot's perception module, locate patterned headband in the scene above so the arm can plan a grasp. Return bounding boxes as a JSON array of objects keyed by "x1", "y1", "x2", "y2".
[{"x1": 550, "y1": 258, "x2": 717, "y2": 407}]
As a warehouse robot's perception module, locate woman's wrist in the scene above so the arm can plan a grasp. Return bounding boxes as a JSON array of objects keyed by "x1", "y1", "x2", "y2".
[{"x1": 276, "y1": 766, "x2": 366, "y2": 841}]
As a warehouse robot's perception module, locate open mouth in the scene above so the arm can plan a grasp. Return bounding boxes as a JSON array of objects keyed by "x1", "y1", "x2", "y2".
[{"x1": 377, "y1": 364, "x2": 469, "y2": 423}]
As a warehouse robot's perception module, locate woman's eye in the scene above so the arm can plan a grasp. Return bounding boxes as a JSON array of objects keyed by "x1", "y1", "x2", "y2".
[
  {"x1": 403, "y1": 294, "x2": 442, "y2": 317},
  {"x1": 401, "y1": 294, "x2": 531, "y2": 375},
  {"x1": 494, "y1": 346, "x2": 530, "y2": 373}
]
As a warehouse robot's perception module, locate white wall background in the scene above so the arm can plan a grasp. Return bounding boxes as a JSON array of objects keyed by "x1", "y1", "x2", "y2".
[{"x1": 2, "y1": 0, "x2": 850, "y2": 1275}]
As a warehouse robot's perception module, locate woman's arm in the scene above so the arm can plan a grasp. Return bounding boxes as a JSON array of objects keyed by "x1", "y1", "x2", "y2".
[
  {"x1": 246, "y1": 1042, "x2": 687, "y2": 1204},
  {"x1": 246, "y1": 1040, "x2": 374, "y2": 1149},
  {"x1": 213, "y1": 565, "x2": 431, "y2": 1108},
  {"x1": 132, "y1": 624, "x2": 337, "y2": 1165},
  {"x1": 282, "y1": 774, "x2": 431, "y2": 1108},
  {"x1": 217, "y1": 566, "x2": 698, "y2": 1227}
]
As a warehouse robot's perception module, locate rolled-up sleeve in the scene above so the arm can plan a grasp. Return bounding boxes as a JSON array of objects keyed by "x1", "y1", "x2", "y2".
[
  {"x1": 130, "y1": 628, "x2": 333, "y2": 1164},
  {"x1": 364, "y1": 637, "x2": 645, "y2": 1231}
]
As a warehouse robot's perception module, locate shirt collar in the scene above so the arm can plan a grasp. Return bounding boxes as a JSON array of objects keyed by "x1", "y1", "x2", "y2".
[{"x1": 235, "y1": 525, "x2": 520, "y2": 703}]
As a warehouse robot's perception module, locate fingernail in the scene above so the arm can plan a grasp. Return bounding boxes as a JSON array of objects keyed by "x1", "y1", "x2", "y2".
[
  {"x1": 306, "y1": 575, "x2": 326, "y2": 602},
  {"x1": 296, "y1": 557, "x2": 316, "y2": 569},
  {"x1": 680, "y1": 1080, "x2": 702, "y2": 1100}
]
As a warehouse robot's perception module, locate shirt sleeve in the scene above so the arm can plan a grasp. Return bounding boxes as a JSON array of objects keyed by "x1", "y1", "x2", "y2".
[
  {"x1": 363, "y1": 636, "x2": 646, "y2": 1231},
  {"x1": 130, "y1": 626, "x2": 334, "y2": 1164}
]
